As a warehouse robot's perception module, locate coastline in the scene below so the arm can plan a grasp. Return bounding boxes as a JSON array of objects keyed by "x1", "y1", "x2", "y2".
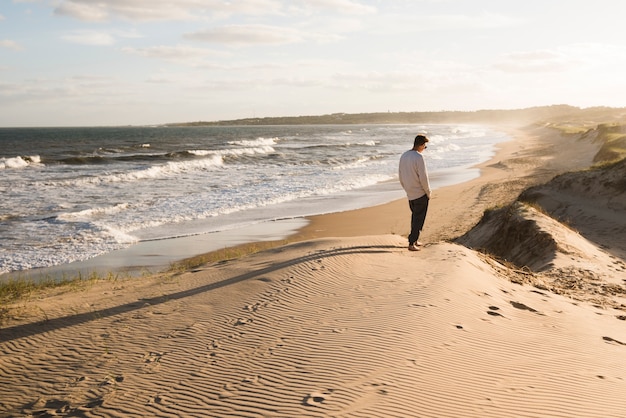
[
  {"x1": 3, "y1": 122, "x2": 625, "y2": 417},
  {"x1": 2, "y1": 125, "x2": 507, "y2": 282},
  {"x1": 290, "y1": 124, "x2": 582, "y2": 244},
  {"x1": 2, "y1": 122, "x2": 597, "y2": 282}
]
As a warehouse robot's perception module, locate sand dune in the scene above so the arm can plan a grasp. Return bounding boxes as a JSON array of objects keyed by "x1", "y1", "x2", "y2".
[
  {"x1": 1, "y1": 122, "x2": 625, "y2": 417},
  {"x1": 2, "y1": 236, "x2": 625, "y2": 417},
  {"x1": 520, "y1": 157, "x2": 626, "y2": 262}
]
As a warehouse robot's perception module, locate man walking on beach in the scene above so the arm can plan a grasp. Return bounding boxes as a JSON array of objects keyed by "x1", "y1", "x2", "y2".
[{"x1": 399, "y1": 134, "x2": 431, "y2": 251}]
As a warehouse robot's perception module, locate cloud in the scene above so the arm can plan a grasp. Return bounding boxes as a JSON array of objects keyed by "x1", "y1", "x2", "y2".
[
  {"x1": 430, "y1": 11, "x2": 522, "y2": 29},
  {"x1": 55, "y1": 1, "x2": 109, "y2": 22},
  {"x1": 491, "y1": 44, "x2": 626, "y2": 75},
  {"x1": 0, "y1": 40, "x2": 23, "y2": 51},
  {"x1": 185, "y1": 24, "x2": 304, "y2": 46},
  {"x1": 51, "y1": 0, "x2": 373, "y2": 22},
  {"x1": 493, "y1": 49, "x2": 572, "y2": 73},
  {"x1": 301, "y1": 0, "x2": 376, "y2": 15},
  {"x1": 374, "y1": 11, "x2": 523, "y2": 34},
  {"x1": 53, "y1": 0, "x2": 283, "y2": 22},
  {"x1": 0, "y1": 75, "x2": 125, "y2": 105},
  {"x1": 61, "y1": 31, "x2": 116, "y2": 46},
  {"x1": 122, "y1": 44, "x2": 227, "y2": 67},
  {"x1": 61, "y1": 29, "x2": 142, "y2": 46}
]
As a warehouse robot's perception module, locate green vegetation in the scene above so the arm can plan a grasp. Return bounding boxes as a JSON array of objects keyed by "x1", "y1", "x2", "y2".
[
  {"x1": 0, "y1": 272, "x2": 121, "y2": 307},
  {"x1": 544, "y1": 120, "x2": 626, "y2": 164},
  {"x1": 592, "y1": 124, "x2": 626, "y2": 163}
]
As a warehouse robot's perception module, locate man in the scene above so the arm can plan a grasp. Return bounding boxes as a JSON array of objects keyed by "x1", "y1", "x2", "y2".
[{"x1": 398, "y1": 134, "x2": 431, "y2": 251}]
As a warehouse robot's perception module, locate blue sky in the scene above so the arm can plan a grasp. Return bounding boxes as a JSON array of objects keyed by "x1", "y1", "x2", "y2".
[{"x1": 2, "y1": 0, "x2": 626, "y2": 126}]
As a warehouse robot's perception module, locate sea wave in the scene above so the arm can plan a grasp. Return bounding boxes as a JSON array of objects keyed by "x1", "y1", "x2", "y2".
[
  {"x1": 227, "y1": 137, "x2": 279, "y2": 147},
  {"x1": 56, "y1": 203, "x2": 131, "y2": 221},
  {"x1": 189, "y1": 145, "x2": 275, "y2": 157},
  {"x1": 301, "y1": 140, "x2": 378, "y2": 150},
  {"x1": 39, "y1": 155, "x2": 225, "y2": 187},
  {"x1": 332, "y1": 156, "x2": 382, "y2": 170},
  {"x1": 0, "y1": 155, "x2": 43, "y2": 169}
]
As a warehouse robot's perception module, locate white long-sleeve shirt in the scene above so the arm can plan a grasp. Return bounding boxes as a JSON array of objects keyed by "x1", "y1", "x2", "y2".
[{"x1": 398, "y1": 149, "x2": 431, "y2": 200}]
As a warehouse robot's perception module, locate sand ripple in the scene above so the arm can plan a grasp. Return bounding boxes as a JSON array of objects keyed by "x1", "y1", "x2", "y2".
[{"x1": 2, "y1": 235, "x2": 625, "y2": 417}]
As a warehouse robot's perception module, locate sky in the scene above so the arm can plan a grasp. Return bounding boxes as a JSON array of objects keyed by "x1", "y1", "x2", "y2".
[{"x1": 1, "y1": 0, "x2": 626, "y2": 127}]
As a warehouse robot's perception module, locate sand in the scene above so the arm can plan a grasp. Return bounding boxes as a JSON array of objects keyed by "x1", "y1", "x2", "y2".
[{"x1": 1, "y1": 123, "x2": 625, "y2": 418}]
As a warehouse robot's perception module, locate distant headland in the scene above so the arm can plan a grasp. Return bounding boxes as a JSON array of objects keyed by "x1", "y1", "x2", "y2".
[{"x1": 166, "y1": 104, "x2": 626, "y2": 127}]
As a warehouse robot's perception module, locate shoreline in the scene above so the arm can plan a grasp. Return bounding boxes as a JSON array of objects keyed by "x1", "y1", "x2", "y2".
[
  {"x1": 290, "y1": 125, "x2": 543, "y2": 244},
  {"x1": 1, "y1": 128, "x2": 506, "y2": 282},
  {"x1": 3, "y1": 122, "x2": 625, "y2": 418},
  {"x1": 0, "y1": 122, "x2": 598, "y2": 282}
]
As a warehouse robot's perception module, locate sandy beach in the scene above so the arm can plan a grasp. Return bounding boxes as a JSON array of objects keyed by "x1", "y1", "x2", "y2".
[{"x1": 1, "y1": 122, "x2": 625, "y2": 417}]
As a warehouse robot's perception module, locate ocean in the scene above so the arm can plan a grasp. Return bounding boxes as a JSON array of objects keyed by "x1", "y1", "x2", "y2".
[{"x1": 0, "y1": 124, "x2": 509, "y2": 279}]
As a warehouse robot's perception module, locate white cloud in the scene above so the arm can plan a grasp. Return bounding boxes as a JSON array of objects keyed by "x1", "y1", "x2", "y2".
[
  {"x1": 0, "y1": 40, "x2": 23, "y2": 51},
  {"x1": 431, "y1": 12, "x2": 522, "y2": 29},
  {"x1": 55, "y1": 1, "x2": 109, "y2": 22},
  {"x1": 53, "y1": 0, "x2": 283, "y2": 22},
  {"x1": 373, "y1": 11, "x2": 523, "y2": 34},
  {"x1": 493, "y1": 43, "x2": 626, "y2": 75},
  {"x1": 61, "y1": 31, "x2": 116, "y2": 46},
  {"x1": 0, "y1": 75, "x2": 125, "y2": 105},
  {"x1": 51, "y1": 0, "x2": 373, "y2": 22},
  {"x1": 185, "y1": 24, "x2": 304, "y2": 46},
  {"x1": 301, "y1": 0, "x2": 376, "y2": 15},
  {"x1": 493, "y1": 50, "x2": 572, "y2": 73},
  {"x1": 122, "y1": 44, "x2": 228, "y2": 67},
  {"x1": 61, "y1": 29, "x2": 142, "y2": 46}
]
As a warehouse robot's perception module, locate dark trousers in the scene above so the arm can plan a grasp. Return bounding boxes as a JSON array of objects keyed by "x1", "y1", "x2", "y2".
[{"x1": 408, "y1": 195, "x2": 429, "y2": 244}]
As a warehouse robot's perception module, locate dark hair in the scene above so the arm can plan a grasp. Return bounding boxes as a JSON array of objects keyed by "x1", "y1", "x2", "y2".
[{"x1": 413, "y1": 135, "x2": 429, "y2": 148}]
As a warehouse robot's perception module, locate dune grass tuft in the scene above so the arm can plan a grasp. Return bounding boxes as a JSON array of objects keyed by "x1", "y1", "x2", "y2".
[{"x1": 0, "y1": 271, "x2": 121, "y2": 305}]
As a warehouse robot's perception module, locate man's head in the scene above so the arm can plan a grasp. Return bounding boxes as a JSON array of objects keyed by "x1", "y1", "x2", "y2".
[{"x1": 413, "y1": 135, "x2": 429, "y2": 150}]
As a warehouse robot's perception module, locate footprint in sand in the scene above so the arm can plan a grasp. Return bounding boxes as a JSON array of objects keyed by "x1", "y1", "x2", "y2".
[
  {"x1": 303, "y1": 390, "x2": 333, "y2": 407},
  {"x1": 487, "y1": 306, "x2": 504, "y2": 317},
  {"x1": 234, "y1": 317, "x2": 253, "y2": 326},
  {"x1": 510, "y1": 301, "x2": 543, "y2": 315},
  {"x1": 602, "y1": 336, "x2": 626, "y2": 346}
]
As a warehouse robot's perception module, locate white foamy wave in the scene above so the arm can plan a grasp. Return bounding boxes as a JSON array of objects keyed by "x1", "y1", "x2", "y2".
[
  {"x1": 101, "y1": 224, "x2": 138, "y2": 244},
  {"x1": 0, "y1": 155, "x2": 42, "y2": 169},
  {"x1": 452, "y1": 126, "x2": 489, "y2": 137},
  {"x1": 332, "y1": 156, "x2": 381, "y2": 170},
  {"x1": 188, "y1": 150, "x2": 213, "y2": 156},
  {"x1": 190, "y1": 146, "x2": 275, "y2": 157},
  {"x1": 341, "y1": 140, "x2": 378, "y2": 147},
  {"x1": 228, "y1": 137, "x2": 278, "y2": 147},
  {"x1": 57, "y1": 203, "x2": 131, "y2": 221},
  {"x1": 45, "y1": 155, "x2": 224, "y2": 187},
  {"x1": 214, "y1": 146, "x2": 275, "y2": 157},
  {"x1": 0, "y1": 223, "x2": 137, "y2": 274},
  {"x1": 434, "y1": 143, "x2": 462, "y2": 153},
  {"x1": 110, "y1": 156, "x2": 225, "y2": 182}
]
